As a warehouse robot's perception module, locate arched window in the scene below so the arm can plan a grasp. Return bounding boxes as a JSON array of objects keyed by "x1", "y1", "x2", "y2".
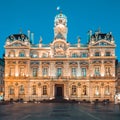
[
  {"x1": 19, "y1": 51, "x2": 25, "y2": 57},
  {"x1": 19, "y1": 85, "x2": 24, "y2": 94},
  {"x1": 72, "y1": 85, "x2": 77, "y2": 95},
  {"x1": 43, "y1": 85, "x2": 47, "y2": 95},
  {"x1": 9, "y1": 86, "x2": 14, "y2": 95}
]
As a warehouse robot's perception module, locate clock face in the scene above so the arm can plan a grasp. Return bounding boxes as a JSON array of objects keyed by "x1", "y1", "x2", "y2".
[{"x1": 55, "y1": 18, "x2": 66, "y2": 26}]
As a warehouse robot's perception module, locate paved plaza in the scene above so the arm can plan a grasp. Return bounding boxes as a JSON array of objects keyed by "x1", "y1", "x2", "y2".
[{"x1": 0, "y1": 102, "x2": 120, "y2": 120}]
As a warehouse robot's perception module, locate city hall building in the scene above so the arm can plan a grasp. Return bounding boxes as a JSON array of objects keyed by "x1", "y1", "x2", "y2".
[{"x1": 4, "y1": 12, "x2": 116, "y2": 102}]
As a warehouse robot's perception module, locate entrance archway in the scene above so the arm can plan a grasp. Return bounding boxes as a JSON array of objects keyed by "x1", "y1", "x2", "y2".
[{"x1": 55, "y1": 84, "x2": 64, "y2": 99}]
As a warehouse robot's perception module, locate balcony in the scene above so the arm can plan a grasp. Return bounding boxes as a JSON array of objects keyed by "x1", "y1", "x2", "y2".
[
  {"x1": 28, "y1": 76, "x2": 88, "y2": 80},
  {"x1": 90, "y1": 75, "x2": 116, "y2": 80}
]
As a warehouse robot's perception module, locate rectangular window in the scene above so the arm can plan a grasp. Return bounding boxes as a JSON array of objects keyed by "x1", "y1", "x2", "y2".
[
  {"x1": 19, "y1": 68, "x2": 24, "y2": 76},
  {"x1": 71, "y1": 68, "x2": 76, "y2": 77},
  {"x1": 106, "y1": 52, "x2": 111, "y2": 56},
  {"x1": 9, "y1": 68, "x2": 15, "y2": 76},
  {"x1": 33, "y1": 68, "x2": 38, "y2": 77},
  {"x1": 19, "y1": 85, "x2": 24, "y2": 94},
  {"x1": 43, "y1": 85, "x2": 47, "y2": 95},
  {"x1": 81, "y1": 68, "x2": 86, "y2": 77},
  {"x1": 95, "y1": 52, "x2": 100, "y2": 56},
  {"x1": 32, "y1": 85, "x2": 36, "y2": 95},
  {"x1": 42, "y1": 68, "x2": 48, "y2": 77},
  {"x1": 9, "y1": 88, "x2": 14, "y2": 95},
  {"x1": 81, "y1": 53, "x2": 87, "y2": 58},
  {"x1": 94, "y1": 67, "x2": 100, "y2": 76},
  {"x1": 105, "y1": 67, "x2": 111, "y2": 76},
  {"x1": 72, "y1": 85, "x2": 77, "y2": 95},
  {"x1": 57, "y1": 68, "x2": 62, "y2": 77}
]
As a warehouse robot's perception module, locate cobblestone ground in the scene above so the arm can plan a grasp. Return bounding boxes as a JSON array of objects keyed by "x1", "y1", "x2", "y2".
[{"x1": 0, "y1": 103, "x2": 120, "y2": 120}]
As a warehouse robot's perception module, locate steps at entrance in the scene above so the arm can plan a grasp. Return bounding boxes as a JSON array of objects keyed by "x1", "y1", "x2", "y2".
[{"x1": 41, "y1": 99, "x2": 78, "y2": 103}]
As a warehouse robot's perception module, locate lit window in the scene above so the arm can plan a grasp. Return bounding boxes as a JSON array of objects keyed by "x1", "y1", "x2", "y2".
[
  {"x1": 43, "y1": 85, "x2": 47, "y2": 95},
  {"x1": 19, "y1": 68, "x2": 24, "y2": 76},
  {"x1": 9, "y1": 51, "x2": 15, "y2": 57},
  {"x1": 72, "y1": 85, "x2": 77, "y2": 95},
  {"x1": 95, "y1": 86, "x2": 99, "y2": 96},
  {"x1": 104, "y1": 85, "x2": 110, "y2": 95},
  {"x1": 9, "y1": 68, "x2": 15, "y2": 76},
  {"x1": 81, "y1": 68, "x2": 86, "y2": 77}
]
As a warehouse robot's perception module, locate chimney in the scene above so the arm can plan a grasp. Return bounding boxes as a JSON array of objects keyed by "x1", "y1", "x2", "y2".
[
  {"x1": 27, "y1": 30, "x2": 30, "y2": 40},
  {"x1": 31, "y1": 32, "x2": 34, "y2": 44}
]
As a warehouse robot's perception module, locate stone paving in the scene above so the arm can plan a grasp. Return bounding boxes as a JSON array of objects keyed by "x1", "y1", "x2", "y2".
[{"x1": 0, "y1": 102, "x2": 120, "y2": 120}]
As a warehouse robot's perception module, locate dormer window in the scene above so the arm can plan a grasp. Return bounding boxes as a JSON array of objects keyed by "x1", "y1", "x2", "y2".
[
  {"x1": 95, "y1": 52, "x2": 100, "y2": 56},
  {"x1": 19, "y1": 51, "x2": 25, "y2": 57},
  {"x1": 42, "y1": 53, "x2": 48, "y2": 58},
  {"x1": 72, "y1": 53, "x2": 78, "y2": 58},
  {"x1": 31, "y1": 52, "x2": 38, "y2": 58},
  {"x1": 81, "y1": 53, "x2": 87, "y2": 58}
]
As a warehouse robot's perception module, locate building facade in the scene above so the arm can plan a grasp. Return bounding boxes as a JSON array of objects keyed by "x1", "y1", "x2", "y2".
[
  {"x1": 4, "y1": 12, "x2": 116, "y2": 102},
  {"x1": 0, "y1": 58, "x2": 4, "y2": 100},
  {"x1": 116, "y1": 62, "x2": 120, "y2": 93}
]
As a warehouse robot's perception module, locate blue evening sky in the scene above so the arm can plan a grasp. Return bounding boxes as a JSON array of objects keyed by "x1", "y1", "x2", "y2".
[{"x1": 0, "y1": 0, "x2": 120, "y2": 60}]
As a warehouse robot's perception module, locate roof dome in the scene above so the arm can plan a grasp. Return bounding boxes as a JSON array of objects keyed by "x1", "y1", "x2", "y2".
[
  {"x1": 54, "y1": 12, "x2": 67, "y2": 27},
  {"x1": 7, "y1": 34, "x2": 29, "y2": 42},
  {"x1": 55, "y1": 12, "x2": 67, "y2": 20}
]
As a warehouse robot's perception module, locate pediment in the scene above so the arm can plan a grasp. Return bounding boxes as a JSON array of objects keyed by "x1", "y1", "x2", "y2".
[
  {"x1": 6, "y1": 41, "x2": 29, "y2": 48},
  {"x1": 92, "y1": 40, "x2": 115, "y2": 47}
]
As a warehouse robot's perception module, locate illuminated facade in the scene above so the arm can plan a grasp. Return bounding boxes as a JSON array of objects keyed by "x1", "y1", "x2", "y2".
[
  {"x1": 0, "y1": 58, "x2": 4, "y2": 100},
  {"x1": 116, "y1": 62, "x2": 120, "y2": 93},
  {"x1": 4, "y1": 12, "x2": 116, "y2": 102}
]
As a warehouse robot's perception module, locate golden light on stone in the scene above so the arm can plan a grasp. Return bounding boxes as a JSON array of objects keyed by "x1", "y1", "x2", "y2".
[{"x1": 3, "y1": 11, "x2": 116, "y2": 103}]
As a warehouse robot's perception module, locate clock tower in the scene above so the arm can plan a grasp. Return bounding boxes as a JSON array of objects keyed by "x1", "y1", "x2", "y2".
[{"x1": 54, "y1": 12, "x2": 68, "y2": 40}]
